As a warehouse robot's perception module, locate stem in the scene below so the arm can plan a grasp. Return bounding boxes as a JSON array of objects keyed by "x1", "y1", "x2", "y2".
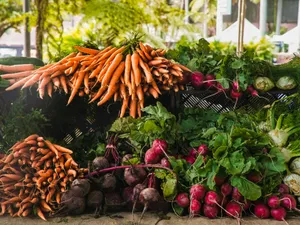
[
  {"x1": 287, "y1": 127, "x2": 300, "y2": 137},
  {"x1": 86, "y1": 164, "x2": 178, "y2": 184},
  {"x1": 275, "y1": 114, "x2": 285, "y2": 130}
]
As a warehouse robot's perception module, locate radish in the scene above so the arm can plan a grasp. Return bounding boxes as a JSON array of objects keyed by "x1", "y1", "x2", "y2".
[
  {"x1": 254, "y1": 203, "x2": 270, "y2": 219},
  {"x1": 197, "y1": 144, "x2": 209, "y2": 156},
  {"x1": 232, "y1": 187, "x2": 243, "y2": 202},
  {"x1": 271, "y1": 207, "x2": 287, "y2": 221},
  {"x1": 242, "y1": 199, "x2": 251, "y2": 211},
  {"x1": 139, "y1": 188, "x2": 161, "y2": 222},
  {"x1": 189, "y1": 199, "x2": 201, "y2": 217},
  {"x1": 191, "y1": 71, "x2": 205, "y2": 89},
  {"x1": 225, "y1": 201, "x2": 242, "y2": 218},
  {"x1": 176, "y1": 193, "x2": 190, "y2": 208},
  {"x1": 152, "y1": 139, "x2": 168, "y2": 156},
  {"x1": 278, "y1": 184, "x2": 289, "y2": 194},
  {"x1": 281, "y1": 194, "x2": 300, "y2": 212},
  {"x1": 184, "y1": 155, "x2": 195, "y2": 164},
  {"x1": 214, "y1": 176, "x2": 226, "y2": 186},
  {"x1": 144, "y1": 148, "x2": 160, "y2": 164},
  {"x1": 230, "y1": 89, "x2": 243, "y2": 110},
  {"x1": 205, "y1": 191, "x2": 221, "y2": 206},
  {"x1": 232, "y1": 81, "x2": 239, "y2": 91},
  {"x1": 221, "y1": 183, "x2": 233, "y2": 197},
  {"x1": 247, "y1": 171, "x2": 262, "y2": 183},
  {"x1": 247, "y1": 85, "x2": 270, "y2": 101},
  {"x1": 203, "y1": 204, "x2": 219, "y2": 219},
  {"x1": 160, "y1": 157, "x2": 170, "y2": 168},
  {"x1": 268, "y1": 196, "x2": 280, "y2": 209},
  {"x1": 188, "y1": 148, "x2": 197, "y2": 157},
  {"x1": 190, "y1": 184, "x2": 206, "y2": 201},
  {"x1": 204, "y1": 74, "x2": 216, "y2": 89}
]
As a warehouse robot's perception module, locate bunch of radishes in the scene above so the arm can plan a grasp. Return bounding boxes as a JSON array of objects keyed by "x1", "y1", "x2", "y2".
[
  {"x1": 175, "y1": 182, "x2": 296, "y2": 221},
  {"x1": 144, "y1": 139, "x2": 169, "y2": 165}
]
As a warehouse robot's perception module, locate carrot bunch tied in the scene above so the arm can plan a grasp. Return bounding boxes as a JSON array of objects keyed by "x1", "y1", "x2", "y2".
[
  {"x1": 0, "y1": 134, "x2": 86, "y2": 220},
  {"x1": 1, "y1": 42, "x2": 191, "y2": 118}
]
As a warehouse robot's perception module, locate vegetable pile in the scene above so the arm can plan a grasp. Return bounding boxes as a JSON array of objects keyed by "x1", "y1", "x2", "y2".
[
  {"x1": 1, "y1": 42, "x2": 190, "y2": 118},
  {"x1": 0, "y1": 135, "x2": 85, "y2": 220}
]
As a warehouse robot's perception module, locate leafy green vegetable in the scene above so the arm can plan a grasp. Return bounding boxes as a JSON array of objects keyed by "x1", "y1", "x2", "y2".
[{"x1": 230, "y1": 176, "x2": 262, "y2": 201}]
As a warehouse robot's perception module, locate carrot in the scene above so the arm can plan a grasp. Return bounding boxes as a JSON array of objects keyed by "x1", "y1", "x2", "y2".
[
  {"x1": 101, "y1": 53, "x2": 123, "y2": 87},
  {"x1": 148, "y1": 59, "x2": 164, "y2": 66},
  {"x1": 176, "y1": 64, "x2": 192, "y2": 72},
  {"x1": 131, "y1": 53, "x2": 141, "y2": 87},
  {"x1": 148, "y1": 87, "x2": 159, "y2": 98},
  {"x1": 120, "y1": 83, "x2": 127, "y2": 99},
  {"x1": 3, "y1": 153, "x2": 13, "y2": 164},
  {"x1": 47, "y1": 83, "x2": 53, "y2": 98},
  {"x1": 67, "y1": 66, "x2": 86, "y2": 105},
  {"x1": 130, "y1": 70, "x2": 136, "y2": 97},
  {"x1": 67, "y1": 60, "x2": 79, "y2": 75},
  {"x1": 40, "y1": 200, "x2": 53, "y2": 212},
  {"x1": 113, "y1": 91, "x2": 119, "y2": 102},
  {"x1": 169, "y1": 68, "x2": 181, "y2": 76},
  {"x1": 53, "y1": 144, "x2": 73, "y2": 154},
  {"x1": 145, "y1": 44, "x2": 153, "y2": 53},
  {"x1": 39, "y1": 76, "x2": 51, "y2": 90},
  {"x1": 1, "y1": 71, "x2": 33, "y2": 79},
  {"x1": 157, "y1": 68, "x2": 169, "y2": 74},
  {"x1": 137, "y1": 104, "x2": 142, "y2": 117},
  {"x1": 151, "y1": 80, "x2": 162, "y2": 94},
  {"x1": 56, "y1": 192, "x2": 61, "y2": 204},
  {"x1": 38, "y1": 169, "x2": 53, "y2": 177},
  {"x1": 1, "y1": 174, "x2": 22, "y2": 181},
  {"x1": 89, "y1": 60, "x2": 105, "y2": 78},
  {"x1": 97, "y1": 83, "x2": 119, "y2": 106},
  {"x1": 50, "y1": 70, "x2": 63, "y2": 78},
  {"x1": 59, "y1": 75, "x2": 68, "y2": 94},
  {"x1": 129, "y1": 98, "x2": 137, "y2": 118},
  {"x1": 40, "y1": 151, "x2": 55, "y2": 162},
  {"x1": 89, "y1": 86, "x2": 107, "y2": 103},
  {"x1": 67, "y1": 169, "x2": 77, "y2": 177},
  {"x1": 139, "y1": 42, "x2": 152, "y2": 61},
  {"x1": 143, "y1": 84, "x2": 149, "y2": 93},
  {"x1": 136, "y1": 85, "x2": 144, "y2": 108},
  {"x1": 36, "y1": 206, "x2": 47, "y2": 221},
  {"x1": 104, "y1": 46, "x2": 126, "y2": 66},
  {"x1": 179, "y1": 84, "x2": 185, "y2": 90},
  {"x1": 38, "y1": 85, "x2": 45, "y2": 99},
  {"x1": 84, "y1": 73, "x2": 89, "y2": 94},
  {"x1": 59, "y1": 52, "x2": 77, "y2": 64},
  {"x1": 0, "y1": 204, "x2": 6, "y2": 216},
  {"x1": 64, "y1": 158, "x2": 72, "y2": 170},
  {"x1": 136, "y1": 48, "x2": 147, "y2": 62},
  {"x1": 151, "y1": 50, "x2": 157, "y2": 57},
  {"x1": 120, "y1": 97, "x2": 129, "y2": 118},
  {"x1": 98, "y1": 47, "x2": 118, "y2": 61},
  {"x1": 52, "y1": 77, "x2": 60, "y2": 88},
  {"x1": 124, "y1": 54, "x2": 131, "y2": 87},
  {"x1": 139, "y1": 59, "x2": 153, "y2": 83},
  {"x1": 1, "y1": 196, "x2": 20, "y2": 205},
  {"x1": 22, "y1": 208, "x2": 32, "y2": 217},
  {"x1": 174, "y1": 84, "x2": 179, "y2": 92},
  {"x1": 74, "y1": 46, "x2": 99, "y2": 55},
  {"x1": 0, "y1": 64, "x2": 34, "y2": 73},
  {"x1": 5, "y1": 74, "x2": 34, "y2": 91}
]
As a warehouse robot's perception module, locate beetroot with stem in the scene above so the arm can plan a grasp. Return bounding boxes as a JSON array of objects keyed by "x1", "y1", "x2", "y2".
[
  {"x1": 144, "y1": 148, "x2": 161, "y2": 164},
  {"x1": 190, "y1": 184, "x2": 206, "y2": 201},
  {"x1": 99, "y1": 173, "x2": 117, "y2": 192},
  {"x1": 268, "y1": 195, "x2": 280, "y2": 209},
  {"x1": 271, "y1": 207, "x2": 287, "y2": 221},
  {"x1": 139, "y1": 188, "x2": 161, "y2": 222},
  {"x1": 105, "y1": 135, "x2": 120, "y2": 163},
  {"x1": 87, "y1": 190, "x2": 103, "y2": 217},
  {"x1": 254, "y1": 203, "x2": 270, "y2": 219},
  {"x1": 176, "y1": 193, "x2": 190, "y2": 208},
  {"x1": 152, "y1": 139, "x2": 168, "y2": 156},
  {"x1": 92, "y1": 156, "x2": 109, "y2": 170},
  {"x1": 189, "y1": 199, "x2": 201, "y2": 217},
  {"x1": 160, "y1": 157, "x2": 170, "y2": 168},
  {"x1": 132, "y1": 183, "x2": 147, "y2": 219},
  {"x1": 124, "y1": 167, "x2": 147, "y2": 187},
  {"x1": 197, "y1": 144, "x2": 209, "y2": 156},
  {"x1": 203, "y1": 204, "x2": 219, "y2": 219},
  {"x1": 71, "y1": 179, "x2": 91, "y2": 196}
]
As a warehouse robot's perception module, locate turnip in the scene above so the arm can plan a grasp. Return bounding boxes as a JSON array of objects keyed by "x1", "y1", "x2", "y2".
[
  {"x1": 99, "y1": 173, "x2": 117, "y2": 192},
  {"x1": 278, "y1": 184, "x2": 289, "y2": 194},
  {"x1": 221, "y1": 183, "x2": 233, "y2": 197},
  {"x1": 205, "y1": 191, "x2": 221, "y2": 206},
  {"x1": 190, "y1": 184, "x2": 206, "y2": 201},
  {"x1": 254, "y1": 203, "x2": 270, "y2": 219},
  {"x1": 203, "y1": 204, "x2": 219, "y2": 219},
  {"x1": 124, "y1": 167, "x2": 147, "y2": 187},
  {"x1": 92, "y1": 156, "x2": 110, "y2": 170},
  {"x1": 247, "y1": 171, "x2": 262, "y2": 183},
  {"x1": 189, "y1": 199, "x2": 201, "y2": 217},
  {"x1": 160, "y1": 157, "x2": 170, "y2": 168},
  {"x1": 87, "y1": 190, "x2": 103, "y2": 217},
  {"x1": 232, "y1": 187, "x2": 243, "y2": 202},
  {"x1": 268, "y1": 196, "x2": 280, "y2": 209},
  {"x1": 271, "y1": 207, "x2": 287, "y2": 221},
  {"x1": 139, "y1": 188, "x2": 161, "y2": 222},
  {"x1": 191, "y1": 71, "x2": 205, "y2": 89},
  {"x1": 176, "y1": 193, "x2": 190, "y2": 208},
  {"x1": 197, "y1": 144, "x2": 209, "y2": 156},
  {"x1": 204, "y1": 74, "x2": 217, "y2": 89},
  {"x1": 144, "y1": 148, "x2": 160, "y2": 164},
  {"x1": 71, "y1": 179, "x2": 90, "y2": 196},
  {"x1": 152, "y1": 139, "x2": 168, "y2": 156},
  {"x1": 281, "y1": 194, "x2": 300, "y2": 212}
]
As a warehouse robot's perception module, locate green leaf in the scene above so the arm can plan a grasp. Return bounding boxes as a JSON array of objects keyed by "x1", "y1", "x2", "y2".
[
  {"x1": 231, "y1": 60, "x2": 245, "y2": 69},
  {"x1": 222, "y1": 151, "x2": 245, "y2": 175},
  {"x1": 143, "y1": 120, "x2": 161, "y2": 132},
  {"x1": 231, "y1": 176, "x2": 262, "y2": 201},
  {"x1": 162, "y1": 178, "x2": 177, "y2": 200}
]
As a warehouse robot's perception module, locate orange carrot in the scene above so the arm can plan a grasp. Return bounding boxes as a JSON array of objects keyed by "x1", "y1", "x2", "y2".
[
  {"x1": 136, "y1": 86, "x2": 144, "y2": 108},
  {"x1": 148, "y1": 87, "x2": 159, "y2": 98},
  {"x1": 59, "y1": 75, "x2": 68, "y2": 94},
  {"x1": 136, "y1": 48, "x2": 147, "y2": 62},
  {"x1": 44, "y1": 140, "x2": 59, "y2": 159},
  {"x1": 84, "y1": 73, "x2": 89, "y2": 94},
  {"x1": 67, "y1": 66, "x2": 86, "y2": 105},
  {"x1": 89, "y1": 60, "x2": 105, "y2": 78},
  {"x1": 114, "y1": 91, "x2": 119, "y2": 102},
  {"x1": 98, "y1": 47, "x2": 118, "y2": 61},
  {"x1": 1, "y1": 71, "x2": 32, "y2": 79},
  {"x1": 36, "y1": 206, "x2": 47, "y2": 221},
  {"x1": 124, "y1": 54, "x2": 131, "y2": 87},
  {"x1": 101, "y1": 53, "x2": 123, "y2": 87},
  {"x1": 53, "y1": 144, "x2": 73, "y2": 154},
  {"x1": 5, "y1": 74, "x2": 34, "y2": 91},
  {"x1": 151, "y1": 80, "x2": 162, "y2": 94},
  {"x1": 104, "y1": 46, "x2": 126, "y2": 66},
  {"x1": 74, "y1": 46, "x2": 99, "y2": 55},
  {"x1": 67, "y1": 169, "x2": 77, "y2": 177},
  {"x1": 24, "y1": 134, "x2": 39, "y2": 142},
  {"x1": 47, "y1": 83, "x2": 53, "y2": 98},
  {"x1": 137, "y1": 103, "x2": 142, "y2": 117},
  {"x1": 40, "y1": 200, "x2": 53, "y2": 212},
  {"x1": 56, "y1": 192, "x2": 61, "y2": 204},
  {"x1": 120, "y1": 83, "x2": 127, "y2": 99},
  {"x1": 89, "y1": 86, "x2": 107, "y2": 103},
  {"x1": 52, "y1": 77, "x2": 60, "y2": 88},
  {"x1": 97, "y1": 83, "x2": 119, "y2": 106},
  {"x1": 139, "y1": 59, "x2": 153, "y2": 83},
  {"x1": 131, "y1": 53, "x2": 141, "y2": 86},
  {"x1": 120, "y1": 97, "x2": 129, "y2": 118},
  {"x1": 139, "y1": 42, "x2": 152, "y2": 61},
  {"x1": 0, "y1": 64, "x2": 34, "y2": 72},
  {"x1": 39, "y1": 76, "x2": 51, "y2": 90},
  {"x1": 130, "y1": 70, "x2": 136, "y2": 97},
  {"x1": 176, "y1": 64, "x2": 191, "y2": 72},
  {"x1": 129, "y1": 98, "x2": 137, "y2": 118}
]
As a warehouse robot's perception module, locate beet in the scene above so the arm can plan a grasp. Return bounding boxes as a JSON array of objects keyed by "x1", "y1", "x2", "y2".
[
  {"x1": 71, "y1": 179, "x2": 90, "y2": 196},
  {"x1": 124, "y1": 167, "x2": 147, "y2": 187},
  {"x1": 179, "y1": 71, "x2": 192, "y2": 85},
  {"x1": 144, "y1": 148, "x2": 160, "y2": 164},
  {"x1": 62, "y1": 188, "x2": 84, "y2": 201},
  {"x1": 160, "y1": 157, "x2": 170, "y2": 168},
  {"x1": 92, "y1": 156, "x2": 110, "y2": 170},
  {"x1": 104, "y1": 192, "x2": 125, "y2": 211},
  {"x1": 87, "y1": 190, "x2": 103, "y2": 216},
  {"x1": 122, "y1": 187, "x2": 134, "y2": 203},
  {"x1": 133, "y1": 184, "x2": 147, "y2": 200},
  {"x1": 271, "y1": 207, "x2": 287, "y2": 221},
  {"x1": 139, "y1": 188, "x2": 161, "y2": 221},
  {"x1": 59, "y1": 196, "x2": 86, "y2": 215},
  {"x1": 99, "y1": 173, "x2": 117, "y2": 192}
]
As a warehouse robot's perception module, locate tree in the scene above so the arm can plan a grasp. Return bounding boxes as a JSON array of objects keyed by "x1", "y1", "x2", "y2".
[{"x1": 0, "y1": 0, "x2": 24, "y2": 38}]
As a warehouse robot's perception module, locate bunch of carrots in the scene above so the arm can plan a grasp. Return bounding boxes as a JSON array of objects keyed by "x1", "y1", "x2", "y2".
[
  {"x1": 0, "y1": 134, "x2": 86, "y2": 220},
  {"x1": 1, "y1": 42, "x2": 190, "y2": 118}
]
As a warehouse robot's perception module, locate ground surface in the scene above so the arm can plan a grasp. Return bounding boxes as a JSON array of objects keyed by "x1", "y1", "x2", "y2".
[{"x1": 0, "y1": 212, "x2": 300, "y2": 225}]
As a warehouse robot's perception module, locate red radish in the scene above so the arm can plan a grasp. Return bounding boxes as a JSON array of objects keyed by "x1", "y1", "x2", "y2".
[
  {"x1": 247, "y1": 171, "x2": 262, "y2": 183},
  {"x1": 225, "y1": 201, "x2": 242, "y2": 218},
  {"x1": 144, "y1": 148, "x2": 160, "y2": 164},
  {"x1": 205, "y1": 191, "x2": 221, "y2": 206},
  {"x1": 190, "y1": 184, "x2": 206, "y2": 201},
  {"x1": 230, "y1": 89, "x2": 243, "y2": 99},
  {"x1": 232, "y1": 187, "x2": 243, "y2": 202},
  {"x1": 246, "y1": 85, "x2": 255, "y2": 93},
  {"x1": 204, "y1": 74, "x2": 216, "y2": 89},
  {"x1": 221, "y1": 183, "x2": 233, "y2": 197},
  {"x1": 184, "y1": 155, "x2": 195, "y2": 164},
  {"x1": 203, "y1": 204, "x2": 219, "y2": 219},
  {"x1": 160, "y1": 157, "x2": 170, "y2": 168},
  {"x1": 188, "y1": 148, "x2": 197, "y2": 157},
  {"x1": 278, "y1": 184, "x2": 289, "y2": 194},
  {"x1": 191, "y1": 71, "x2": 205, "y2": 89},
  {"x1": 200, "y1": 82, "x2": 229, "y2": 102},
  {"x1": 271, "y1": 207, "x2": 287, "y2": 221},
  {"x1": 221, "y1": 196, "x2": 229, "y2": 206},
  {"x1": 179, "y1": 71, "x2": 192, "y2": 85},
  {"x1": 214, "y1": 176, "x2": 226, "y2": 186},
  {"x1": 189, "y1": 199, "x2": 201, "y2": 217},
  {"x1": 281, "y1": 194, "x2": 300, "y2": 211},
  {"x1": 152, "y1": 139, "x2": 168, "y2": 156},
  {"x1": 176, "y1": 193, "x2": 190, "y2": 208},
  {"x1": 232, "y1": 81, "x2": 239, "y2": 91},
  {"x1": 254, "y1": 203, "x2": 270, "y2": 219},
  {"x1": 242, "y1": 199, "x2": 251, "y2": 211},
  {"x1": 197, "y1": 144, "x2": 209, "y2": 156},
  {"x1": 268, "y1": 196, "x2": 280, "y2": 209}
]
